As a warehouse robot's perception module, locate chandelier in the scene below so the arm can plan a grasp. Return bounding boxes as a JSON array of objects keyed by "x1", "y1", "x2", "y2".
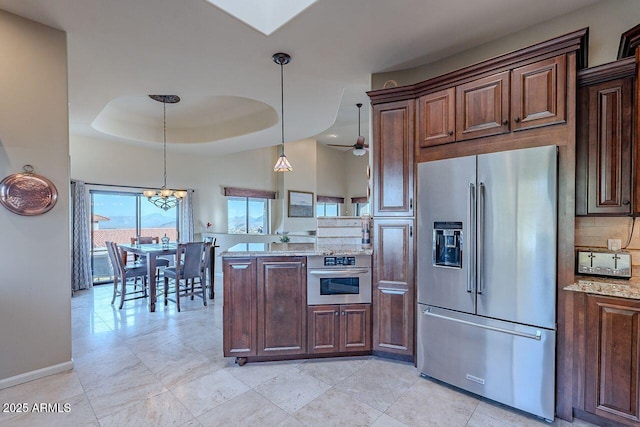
[
  {"x1": 143, "y1": 94, "x2": 187, "y2": 211},
  {"x1": 273, "y1": 52, "x2": 293, "y2": 172}
]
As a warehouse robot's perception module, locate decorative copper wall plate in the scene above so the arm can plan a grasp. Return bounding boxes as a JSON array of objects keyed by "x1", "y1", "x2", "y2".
[{"x1": 0, "y1": 165, "x2": 58, "y2": 216}]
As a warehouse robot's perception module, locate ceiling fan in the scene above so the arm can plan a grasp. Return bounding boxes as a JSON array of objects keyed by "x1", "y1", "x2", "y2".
[{"x1": 327, "y1": 103, "x2": 369, "y2": 156}]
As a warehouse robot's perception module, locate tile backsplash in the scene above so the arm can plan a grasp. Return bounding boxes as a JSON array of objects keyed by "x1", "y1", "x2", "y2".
[
  {"x1": 575, "y1": 216, "x2": 640, "y2": 275},
  {"x1": 316, "y1": 216, "x2": 368, "y2": 248}
]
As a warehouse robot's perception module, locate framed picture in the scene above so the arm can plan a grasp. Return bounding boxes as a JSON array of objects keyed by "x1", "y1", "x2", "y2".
[{"x1": 288, "y1": 190, "x2": 314, "y2": 217}]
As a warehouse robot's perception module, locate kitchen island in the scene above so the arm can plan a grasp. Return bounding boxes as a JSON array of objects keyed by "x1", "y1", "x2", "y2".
[{"x1": 222, "y1": 242, "x2": 373, "y2": 365}]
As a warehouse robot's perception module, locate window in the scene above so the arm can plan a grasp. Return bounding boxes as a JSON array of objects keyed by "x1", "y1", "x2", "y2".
[
  {"x1": 227, "y1": 196, "x2": 268, "y2": 234},
  {"x1": 355, "y1": 202, "x2": 370, "y2": 216},
  {"x1": 316, "y1": 202, "x2": 339, "y2": 217},
  {"x1": 316, "y1": 195, "x2": 344, "y2": 217},
  {"x1": 224, "y1": 187, "x2": 275, "y2": 234},
  {"x1": 90, "y1": 189, "x2": 179, "y2": 284}
]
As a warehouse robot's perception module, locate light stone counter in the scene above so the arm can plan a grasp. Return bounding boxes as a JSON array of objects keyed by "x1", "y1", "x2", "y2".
[
  {"x1": 221, "y1": 242, "x2": 373, "y2": 257},
  {"x1": 564, "y1": 275, "x2": 640, "y2": 300}
]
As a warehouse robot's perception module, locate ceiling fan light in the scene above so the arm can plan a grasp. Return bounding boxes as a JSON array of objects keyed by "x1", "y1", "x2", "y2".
[
  {"x1": 353, "y1": 147, "x2": 367, "y2": 156},
  {"x1": 274, "y1": 153, "x2": 293, "y2": 172}
]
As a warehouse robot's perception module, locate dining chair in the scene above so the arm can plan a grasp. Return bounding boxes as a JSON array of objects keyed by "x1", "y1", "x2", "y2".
[
  {"x1": 163, "y1": 242, "x2": 207, "y2": 312},
  {"x1": 106, "y1": 241, "x2": 149, "y2": 309},
  {"x1": 202, "y1": 238, "x2": 218, "y2": 299}
]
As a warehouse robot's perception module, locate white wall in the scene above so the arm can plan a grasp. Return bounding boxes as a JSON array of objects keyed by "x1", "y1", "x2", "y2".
[
  {"x1": 372, "y1": 0, "x2": 640, "y2": 89},
  {"x1": 0, "y1": 10, "x2": 71, "y2": 386}
]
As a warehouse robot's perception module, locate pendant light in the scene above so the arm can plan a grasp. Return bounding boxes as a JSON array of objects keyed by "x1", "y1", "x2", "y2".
[
  {"x1": 143, "y1": 94, "x2": 187, "y2": 211},
  {"x1": 352, "y1": 103, "x2": 367, "y2": 156},
  {"x1": 273, "y1": 52, "x2": 293, "y2": 172}
]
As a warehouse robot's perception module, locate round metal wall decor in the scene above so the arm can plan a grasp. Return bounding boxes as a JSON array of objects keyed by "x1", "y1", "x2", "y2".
[{"x1": 0, "y1": 165, "x2": 58, "y2": 216}]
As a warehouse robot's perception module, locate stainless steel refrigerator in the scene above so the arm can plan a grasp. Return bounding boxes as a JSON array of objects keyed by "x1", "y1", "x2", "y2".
[{"x1": 416, "y1": 145, "x2": 557, "y2": 421}]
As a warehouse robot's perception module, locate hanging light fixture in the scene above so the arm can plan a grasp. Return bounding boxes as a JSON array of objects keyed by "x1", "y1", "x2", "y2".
[
  {"x1": 353, "y1": 103, "x2": 367, "y2": 156},
  {"x1": 143, "y1": 94, "x2": 187, "y2": 211},
  {"x1": 273, "y1": 52, "x2": 293, "y2": 172}
]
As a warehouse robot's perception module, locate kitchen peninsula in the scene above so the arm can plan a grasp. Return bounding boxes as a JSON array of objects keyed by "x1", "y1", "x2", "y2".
[{"x1": 222, "y1": 242, "x2": 373, "y2": 366}]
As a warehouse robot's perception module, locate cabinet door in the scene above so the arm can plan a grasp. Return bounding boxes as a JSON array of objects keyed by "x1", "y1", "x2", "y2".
[
  {"x1": 372, "y1": 219, "x2": 414, "y2": 357},
  {"x1": 372, "y1": 100, "x2": 415, "y2": 217},
  {"x1": 418, "y1": 88, "x2": 455, "y2": 147},
  {"x1": 340, "y1": 304, "x2": 371, "y2": 352},
  {"x1": 586, "y1": 295, "x2": 640, "y2": 424},
  {"x1": 257, "y1": 257, "x2": 307, "y2": 356},
  {"x1": 308, "y1": 305, "x2": 339, "y2": 354},
  {"x1": 587, "y1": 78, "x2": 633, "y2": 214},
  {"x1": 456, "y1": 71, "x2": 510, "y2": 140},
  {"x1": 511, "y1": 56, "x2": 566, "y2": 131},
  {"x1": 223, "y1": 258, "x2": 257, "y2": 357}
]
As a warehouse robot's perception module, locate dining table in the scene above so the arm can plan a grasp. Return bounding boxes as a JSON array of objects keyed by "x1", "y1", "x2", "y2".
[{"x1": 118, "y1": 242, "x2": 178, "y2": 312}]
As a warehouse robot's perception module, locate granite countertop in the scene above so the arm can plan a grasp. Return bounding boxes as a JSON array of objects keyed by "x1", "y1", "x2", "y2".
[
  {"x1": 221, "y1": 242, "x2": 373, "y2": 257},
  {"x1": 564, "y1": 275, "x2": 640, "y2": 300}
]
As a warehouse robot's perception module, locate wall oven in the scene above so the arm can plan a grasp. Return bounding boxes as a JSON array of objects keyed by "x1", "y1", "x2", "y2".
[{"x1": 307, "y1": 255, "x2": 372, "y2": 305}]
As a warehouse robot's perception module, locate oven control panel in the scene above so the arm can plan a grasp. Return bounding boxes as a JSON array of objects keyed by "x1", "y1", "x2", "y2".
[{"x1": 324, "y1": 256, "x2": 356, "y2": 266}]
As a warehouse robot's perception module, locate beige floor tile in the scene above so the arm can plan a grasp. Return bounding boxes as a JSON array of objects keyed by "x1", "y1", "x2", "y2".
[
  {"x1": 299, "y1": 356, "x2": 371, "y2": 386},
  {"x1": 0, "y1": 371, "x2": 84, "y2": 406},
  {"x1": 473, "y1": 400, "x2": 552, "y2": 426},
  {"x1": 170, "y1": 369, "x2": 250, "y2": 417},
  {"x1": 226, "y1": 359, "x2": 304, "y2": 388},
  {"x1": 254, "y1": 369, "x2": 332, "y2": 414},
  {"x1": 97, "y1": 390, "x2": 198, "y2": 427},
  {"x1": 371, "y1": 414, "x2": 409, "y2": 427},
  {"x1": 0, "y1": 392, "x2": 99, "y2": 427},
  {"x1": 292, "y1": 388, "x2": 382, "y2": 427},
  {"x1": 198, "y1": 390, "x2": 289, "y2": 427}
]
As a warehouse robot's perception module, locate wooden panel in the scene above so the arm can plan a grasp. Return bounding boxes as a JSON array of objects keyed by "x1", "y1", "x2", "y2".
[
  {"x1": 456, "y1": 71, "x2": 509, "y2": 141},
  {"x1": 587, "y1": 78, "x2": 632, "y2": 214},
  {"x1": 372, "y1": 100, "x2": 415, "y2": 217},
  {"x1": 257, "y1": 257, "x2": 307, "y2": 356},
  {"x1": 222, "y1": 258, "x2": 256, "y2": 357},
  {"x1": 340, "y1": 304, "x2": 371, "y2": 351},
  {"x1": 586, "y1": 295, "x2": 640, "y2": 424},
  {"x1": 418, "y1": 88, "x2": 455, "y2": 147},
  {"x1": 511, "y1": 56, "x2": 566, "y2": 131},
  {"x1": 372, "y1": 219, "x2": 414, "y2": 357},
  {"x1": 307, "y1": 305, "x2": 339, "y2": 354}
]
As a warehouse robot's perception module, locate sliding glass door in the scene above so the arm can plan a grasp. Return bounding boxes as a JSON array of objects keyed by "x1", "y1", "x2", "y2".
[{"x1": 90, "y1": 190, "x2": 178, "y2": 284}]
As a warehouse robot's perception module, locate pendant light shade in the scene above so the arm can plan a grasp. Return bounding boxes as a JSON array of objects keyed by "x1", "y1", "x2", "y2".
[
  {"x1": 144, "y1": 94, "x2": 187, "y2": 211},
  {"x1": 273, "y1": 52, "x2": 292, "y2": 172}
]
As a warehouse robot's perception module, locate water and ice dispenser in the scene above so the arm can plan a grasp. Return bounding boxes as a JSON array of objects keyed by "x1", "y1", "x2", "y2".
[{"x1": 432, "y1": 221, "x2": 463, "y2": 268}]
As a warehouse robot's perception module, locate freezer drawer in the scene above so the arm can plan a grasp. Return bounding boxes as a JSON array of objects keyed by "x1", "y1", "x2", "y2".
[{"x1": 417, "y1": 304, "x2": 555, "y2": 421}]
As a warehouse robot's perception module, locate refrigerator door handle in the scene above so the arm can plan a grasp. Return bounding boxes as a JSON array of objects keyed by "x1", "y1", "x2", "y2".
[
  {"x1": 422, "y1": 308, "x2": 542, "y2": 341},
  {"x1": 477, "y1": 182, "x2": 485, "y2": 294},
  {"x1": 467, "y1": 183, "x2": 476, "y2": 293}
]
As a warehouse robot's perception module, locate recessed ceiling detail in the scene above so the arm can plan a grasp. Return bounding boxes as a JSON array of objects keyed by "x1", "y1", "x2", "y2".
[
  {"x1": 91, "y1": 95, "x2": 278, "y2": 144},
  {"x1": 205, "y1": 0, "x2": 318, "y2": 35}
]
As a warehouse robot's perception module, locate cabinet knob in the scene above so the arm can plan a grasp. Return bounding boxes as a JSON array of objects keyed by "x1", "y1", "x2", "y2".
[
  {"x1": 623, "y1": 199, "x2": 630, "y2": 206},
  {"x1": 514, "y1": 117, "x2": 521, "y2": 123},
  {"x1": 342, "y1": 311, "x2": 345, "y2": 316},
  {"x1": 502, "y1": 119, "x2": 509, "y2": 125},
  {"x1": 335, "y1": 311, "x2": 339, "y2": 316},
  {"x1": 448, "y1": 130, "x2": 453, "y2": 136}
]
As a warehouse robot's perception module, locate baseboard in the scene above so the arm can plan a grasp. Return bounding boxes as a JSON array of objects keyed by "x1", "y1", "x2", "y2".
[{"x1": 0, "y1": 360, "x2": 74, "y2": 390}]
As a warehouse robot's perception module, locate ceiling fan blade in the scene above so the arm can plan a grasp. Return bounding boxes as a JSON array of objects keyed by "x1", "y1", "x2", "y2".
[{"x1": 327, "y1": 144, "x2": 352, "y2": 148}]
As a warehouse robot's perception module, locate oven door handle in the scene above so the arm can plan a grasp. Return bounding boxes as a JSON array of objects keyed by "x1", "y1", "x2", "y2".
[{"x1": 308, "y1": 269, "x2": 370, "y2": 276}]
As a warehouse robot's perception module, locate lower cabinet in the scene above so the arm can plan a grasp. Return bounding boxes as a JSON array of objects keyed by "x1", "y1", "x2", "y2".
[
  {"x1": 223, "y1": 256, "x2": 307, "y2": 361},
  {"x1": 585, "y1": 295, "x2": 640, "y2": 425},
  {"x1": 372, "y1": 219, "x2": 415, "y2": 359},
  {"x1": 308, "y1": 304, "x2": 371, "y2": 354}
]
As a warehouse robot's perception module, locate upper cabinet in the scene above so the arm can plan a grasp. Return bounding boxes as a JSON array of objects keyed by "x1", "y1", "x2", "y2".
[
  {"x1": 372, "y1": 99, "x2": 415, "y2": 217},
  {"x1": 576, "y1": 58, "x2": 635, "y2": 216},
  {"x1": 418, "y1": 88, "x2": 455, "y2": 147},
  {"x1": 511, "y1": 56, "x2": 567, "y2": 131},
  {"x1": 456, "y1": 71, "x2": 510, "y2": 140}
]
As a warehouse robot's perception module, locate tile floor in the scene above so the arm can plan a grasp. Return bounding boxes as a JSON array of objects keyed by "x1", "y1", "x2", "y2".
[{"x1": 0, "y1": 281, "x2": 597, "y2": 426}]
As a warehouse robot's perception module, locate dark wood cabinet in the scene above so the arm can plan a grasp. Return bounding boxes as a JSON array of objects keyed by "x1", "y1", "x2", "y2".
[
  {"x1": 372, "y1": 99, "x2": 415, "y2": 217},
  {"x1": 372, "y1": 219, "x2": 414, "y2": 357},
  {"x1": 511, "y1": 55, "x2": 567, "y2": 131},
  {"x1": 223, "y1": 257, "x2": 257, "y2": 357},
  {"x1": 308, "y1": 304, "x2": 371, "y2": 354},
  {"x1": 418, "y1": 88, "x2": 455, "y2": 147},
  {"x1": 576, "y1": 59, "x2": 634, "y2": 216},
  {"x1": 586, "y1": 295, "x2": 640, "y2": 425},
  {"x1": 456, "y1": 71, "x2": 510, "y2": 141},
  {"x1": 223, "y1": 256, "x2": 306, "y2": 363},
  {"x1": 256, "y1": 257, "x2": 307, "y2": 357}
]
